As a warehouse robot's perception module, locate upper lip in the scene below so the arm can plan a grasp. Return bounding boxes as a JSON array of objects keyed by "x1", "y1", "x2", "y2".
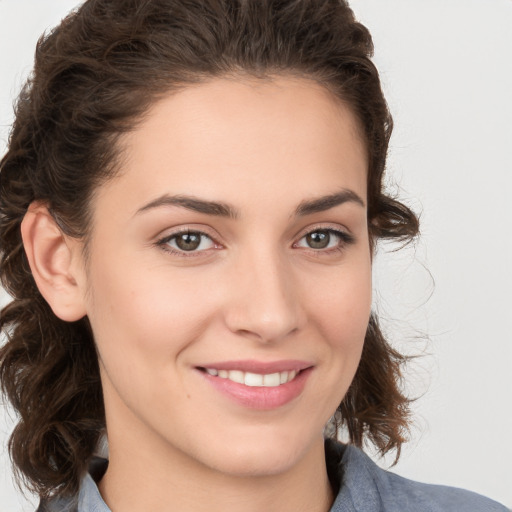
[{"x1": 196, "y1": 359, "x2": 313, "y2": 374}]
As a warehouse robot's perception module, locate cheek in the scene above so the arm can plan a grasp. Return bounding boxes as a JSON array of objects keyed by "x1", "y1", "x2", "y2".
[
  {"x1": 310, "y1": 261, "x2": 372, "y2": 348},
  {"x1": 84, "y1": 260, "x2": 220, "y2": 422},
  {"x1": 84, "y1": 256, "x2": 216, "y2": 364},
  {"x1": 300, "y1": 259, "x2": 371, "y2": 416}
]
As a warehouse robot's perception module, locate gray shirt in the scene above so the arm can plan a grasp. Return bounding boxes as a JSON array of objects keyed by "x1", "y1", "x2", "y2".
[{"x1": 39, "y1": 441, "x2": 508, "y2": 511}]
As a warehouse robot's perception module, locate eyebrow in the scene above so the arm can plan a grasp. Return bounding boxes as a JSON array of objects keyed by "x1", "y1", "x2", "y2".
[
  {"x1": 135, "y1": 194, "x2": 238, "y2": 219},
  {"x1": 135, "y1": 189, "x2": 365, "y2": 219},
  {"x1": 295, "y1": 189, "x2": 365, "y2": 216}
]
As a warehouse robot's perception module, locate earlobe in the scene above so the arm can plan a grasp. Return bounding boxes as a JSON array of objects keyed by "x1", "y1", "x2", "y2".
[{"x1": 20, "y1": 203, "x2": 87, "y2": 322}]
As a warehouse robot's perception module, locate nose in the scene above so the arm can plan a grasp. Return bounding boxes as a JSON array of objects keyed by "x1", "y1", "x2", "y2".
[{"x1": 223, "y1": 248, "x2": 303, "y2": 343}]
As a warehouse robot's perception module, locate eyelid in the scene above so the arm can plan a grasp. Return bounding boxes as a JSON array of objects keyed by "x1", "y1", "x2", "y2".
[
  {"x1": 153, "y1": 223, "x2": 355, "y2": 258},
  {"x1": 294, "y1": 223, "x2": 354, "y2": 241},
  {"x1": 155, "y1": 226, "x2": 223, "y2": 257},
  {"x1": 292, "y1": 224, "x2": 355, "y2": 251}
]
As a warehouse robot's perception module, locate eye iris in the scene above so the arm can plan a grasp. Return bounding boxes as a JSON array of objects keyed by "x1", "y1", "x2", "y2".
[
  {"x1": 175, "y1": 232, "x2": 201, "y2": 251},
  {"x1": 306, "y1": 231, "x2": 330, "y2": 249}
]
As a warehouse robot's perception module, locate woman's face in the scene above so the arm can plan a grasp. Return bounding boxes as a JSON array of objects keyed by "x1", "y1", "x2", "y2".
[{"x1": 78, "y1": 76, "x2": 371, "y2": 477}]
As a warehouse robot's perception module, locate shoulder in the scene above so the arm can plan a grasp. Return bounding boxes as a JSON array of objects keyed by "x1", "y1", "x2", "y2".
[
  {"x1": 327, "y1": 441, "x2": 508, "y2": 512},
  {"x1": 36, "y1": 496, "x2": 77, "y2": 512},
  {"x1": 36, "y1": 457, "x2": 109, "y2": 512}
]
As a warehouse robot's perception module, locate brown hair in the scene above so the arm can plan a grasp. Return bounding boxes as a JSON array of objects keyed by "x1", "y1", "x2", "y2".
[{"x1": 0, "y1": 0, "x2": 418, "y2": 499}]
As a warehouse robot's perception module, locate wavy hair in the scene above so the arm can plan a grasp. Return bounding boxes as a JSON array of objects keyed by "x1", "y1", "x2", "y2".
[{"x1": 0, "y1": 0, "x2": 419, "y2": 499}]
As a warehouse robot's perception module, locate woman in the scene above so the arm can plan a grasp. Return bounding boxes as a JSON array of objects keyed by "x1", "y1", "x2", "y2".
[{"x1": 0, "y1": 0, "x2": 508, "y2": 511}]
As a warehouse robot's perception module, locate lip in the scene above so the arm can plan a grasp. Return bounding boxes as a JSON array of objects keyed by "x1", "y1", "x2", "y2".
[
  {"x1": 195, "y1": 360, "x2": 314, "y2": 410},
  {"x1": 196, "y1": 359, "x2": 313, "y2": 373}
]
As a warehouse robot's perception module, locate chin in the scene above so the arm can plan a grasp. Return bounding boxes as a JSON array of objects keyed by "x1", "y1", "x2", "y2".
[
  {"x1": 207, "y1": 451, "x2": 301, "y2": 478},
  {"x1": 191, "y1": 428, "x2": 323, "y2": 478}
]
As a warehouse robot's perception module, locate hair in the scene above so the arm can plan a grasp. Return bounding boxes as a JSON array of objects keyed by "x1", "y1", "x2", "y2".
[{"x1": 0, "y1": 0, "x2": 419, "y2": 499}]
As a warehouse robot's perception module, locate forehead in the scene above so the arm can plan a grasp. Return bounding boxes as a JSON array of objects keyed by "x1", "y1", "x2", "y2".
[{"x1": 95, "y1": 76, "x2": 368, "y2": 217}]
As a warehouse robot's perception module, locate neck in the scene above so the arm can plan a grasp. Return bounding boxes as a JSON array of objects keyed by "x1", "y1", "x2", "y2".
[{"x1": 99, "y1": 419, "x2": 333, "y2": 512}]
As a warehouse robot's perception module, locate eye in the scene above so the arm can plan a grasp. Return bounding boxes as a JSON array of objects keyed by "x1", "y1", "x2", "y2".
[
  {"x1": 295, "y1": 228, "x2": 353, "y2": 251},
  {"x1": 159, "y1": 230, "x2": 216, "y2": 253}
]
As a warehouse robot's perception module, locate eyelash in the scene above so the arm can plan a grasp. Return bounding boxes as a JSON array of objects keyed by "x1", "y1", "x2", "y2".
[
  {"x1": 156, "y1": 226, "x2": 355, "y2": 258},
  {"x1": 293, "y1": 227, "x2": 355, "y2": 255},
  {"x1": 156, "y1": 229, "x2": 219, "y2": 257}
]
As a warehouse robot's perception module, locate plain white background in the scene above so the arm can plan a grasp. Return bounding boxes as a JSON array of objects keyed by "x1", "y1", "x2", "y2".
[{"x1": 0, "y1": 0, "x2": 511, "y2": 510}]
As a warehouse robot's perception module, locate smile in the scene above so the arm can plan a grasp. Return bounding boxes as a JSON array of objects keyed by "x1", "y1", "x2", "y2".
[
  {"x1": 204, "y1": 368, "x2": 298, "y2": 387},
  {"x1": 196, "y1": 360, "x2": 313, "y2": 409}
]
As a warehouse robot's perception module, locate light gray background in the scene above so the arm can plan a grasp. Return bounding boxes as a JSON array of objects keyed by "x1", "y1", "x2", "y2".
[{"x1": 1, "y1": 0, "x2": 511, "y2": 510}]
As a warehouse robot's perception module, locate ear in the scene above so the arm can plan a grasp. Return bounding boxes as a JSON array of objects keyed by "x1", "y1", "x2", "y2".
[{"x1": 21, "y1": 202, "x2": 87, "y2": 322}]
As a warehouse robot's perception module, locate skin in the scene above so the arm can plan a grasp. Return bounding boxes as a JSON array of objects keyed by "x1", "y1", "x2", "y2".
[{"x1": 31, "y1": 76, "x2": 372, "y2": 511}]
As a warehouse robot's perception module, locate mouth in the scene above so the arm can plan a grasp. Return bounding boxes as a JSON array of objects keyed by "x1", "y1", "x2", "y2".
[
  {"x1": 198, "y1": 367, "x2": 301, "y2": 387},
  {"x1": 195, "y1": 360, "x2": 313, "y2": 409}
]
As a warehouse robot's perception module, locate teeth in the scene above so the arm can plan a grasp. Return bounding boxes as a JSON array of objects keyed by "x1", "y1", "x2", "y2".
[
  {"x1": 263, "y1": 373, "x2": 280, "y2": 387},
  {"x1": 228, "y1": 370, "x2": 244, "y2": 384},
  {"x1": 205, "y1": 368, "x2": 299, "y2": 387},
  {"x1": 244, "y1": 372, "x2": 263, "y2": 386}
]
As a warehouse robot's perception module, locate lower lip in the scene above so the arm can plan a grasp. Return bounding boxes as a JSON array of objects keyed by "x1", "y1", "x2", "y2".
[{"x1": 198, "y1": 368, "x2": 313, "y2": 410}]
